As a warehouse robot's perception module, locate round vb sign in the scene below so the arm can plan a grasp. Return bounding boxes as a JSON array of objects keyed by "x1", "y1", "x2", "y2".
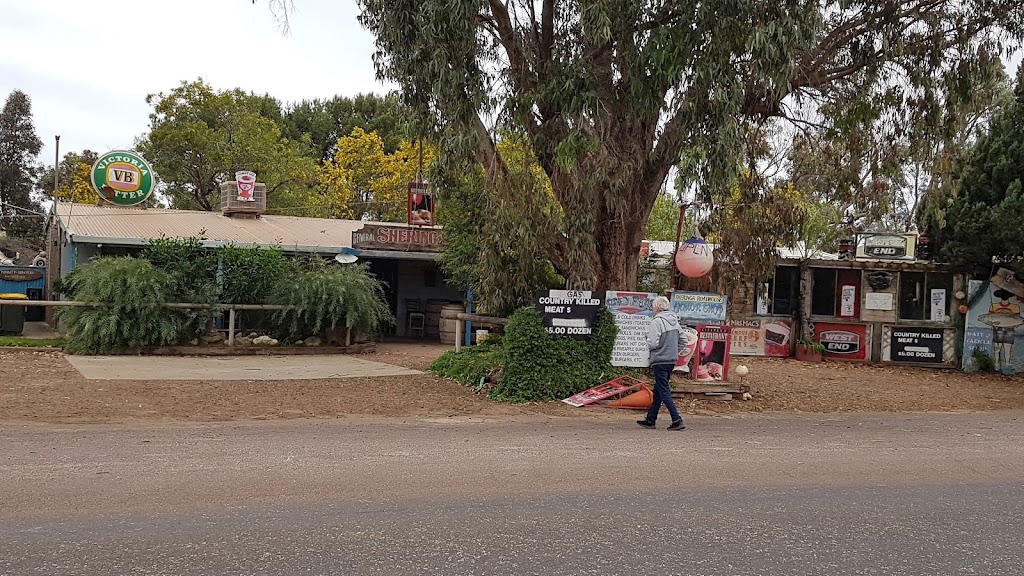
[{"x1": 90, "y1": 150, "x2": 155, "y2": 206}]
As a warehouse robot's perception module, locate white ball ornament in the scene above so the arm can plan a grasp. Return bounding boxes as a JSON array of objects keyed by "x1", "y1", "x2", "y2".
[{"x1": 734, "y1": 365, "x2": 749, "y2": 377}]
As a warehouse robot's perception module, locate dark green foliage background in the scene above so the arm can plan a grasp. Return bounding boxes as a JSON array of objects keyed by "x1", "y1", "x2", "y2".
[
  {"x1": 491, "y1": 307, "x2": 618, "y2": 403},
  {"x1": 429, "y1": 339, "x2": 506, "y2": 389}
]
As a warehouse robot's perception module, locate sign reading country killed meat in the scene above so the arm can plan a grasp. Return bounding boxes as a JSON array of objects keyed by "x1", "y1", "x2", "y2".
[
  {"x1": 812, "y1": 322, "x2": 870, "y2": 361},
  {"x1": 671, "y1": 291, "x2": 727, "y2": 326},
  {"x1": 536, "y1": 290, "x2": 603, "y2": 339}
]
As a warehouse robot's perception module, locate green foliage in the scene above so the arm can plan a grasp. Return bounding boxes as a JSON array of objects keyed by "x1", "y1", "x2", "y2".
[
  {"x1": 0, "y1": 336, "x2": 63, "y2": 348},
  {"x1": 281, "y1": 93, "x2": 413, "y2": 161},
  {"x1": 970, "y1": 346, "x2": 997, "y2": 373},
  {"x1": 429, "y1": 340, "x2": 506, "y2": 388},
  {"x1": 142, "y1": 237, "x2": 218, "y2": 302},
  {"x1": 270, "y1": 263, "x2": 394, "y2": 340},
  {"x1": 797, "y1": 339, "x2": 826, "y2": 354},
  {"x1": 215, "y1": 244, "x2": 291, "y2": 305},
  {"x1": 930, "y1": 69, "x2": 1024, "y2": 276},
  {"x1": 138, "y1": 79, "x2": 317, "y2": 212},
  {"x1": 644, "y1": 193, "x2": 683, "y2": 241},
  {"x1": 491, "y1": 307, "x2": 618, "y2": 403},
  {"x1": 57, "y1": 258, "x2": 193, "y2": 354},
  {"x1": 0, "y1": 90, "x2": 43, "y2": 240}
]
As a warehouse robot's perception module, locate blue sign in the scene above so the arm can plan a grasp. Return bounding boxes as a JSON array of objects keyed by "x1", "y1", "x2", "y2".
[{"x1": 671, "y1": 291, "x2": 727, "y2": 326}]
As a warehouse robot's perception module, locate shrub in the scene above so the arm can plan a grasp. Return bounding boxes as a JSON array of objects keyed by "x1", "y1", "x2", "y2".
[
  {"x1": 491, "y1": 307, "x2": 618, "y2": 403},
  {"x1": 430, "y1": 339, "x2": 506, "y2": 388},
  {"x1": 270, "y1": 263, "x2": 394, "y2": 340},
  {"x1": 57, "y1": 258, "x2": 194, "y2": 354}
]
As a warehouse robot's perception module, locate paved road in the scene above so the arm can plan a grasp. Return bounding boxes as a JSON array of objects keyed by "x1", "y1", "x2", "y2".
[{"x1": 2, "y1": 411, "x2": 1023, "y2": 575}]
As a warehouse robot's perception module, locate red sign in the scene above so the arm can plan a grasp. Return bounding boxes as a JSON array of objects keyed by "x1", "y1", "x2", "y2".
[
  {"x1": 693, "y1": 324, "x2": 732, "y2": 382},
  {"x1": 813, "y1": 322, "x2": 869, "y2": 361},
  {"x1": 352, "y1": 224, "x2": 442, "y2": 252},
  {"x1": 408, "y1": 182, "x2": 435, "y2": 227}
]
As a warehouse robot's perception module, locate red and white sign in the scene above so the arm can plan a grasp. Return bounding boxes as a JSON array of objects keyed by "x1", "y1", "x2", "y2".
[
  {"x1": 813, "y1": 322, "x2": 869, "y2": 361},
  {"x1": 693, "y1": 324, "x2": 732, "y2": 382},
  {"x1": 730, "y1": 318, "x2": 791, "y2": 357},
  {"x1": 236, "y1": 170, "x2": 256, "y2": 202},
  {"x1": 562, "y1": 376, "x2": 648, "y2": 407},
  {"x1": 407, "y1": 182, "x2": 435, "y2": 227}
]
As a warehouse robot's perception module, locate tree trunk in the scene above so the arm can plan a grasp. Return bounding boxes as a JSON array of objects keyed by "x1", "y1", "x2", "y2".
[{"x1": 593, "y1": 217, "x2": 645, "y2": 292}]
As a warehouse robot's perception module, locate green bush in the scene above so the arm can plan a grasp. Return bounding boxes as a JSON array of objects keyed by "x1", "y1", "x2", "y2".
[
  {"x1": 491, "y1": 307, "x2": 618, "y2": 403},
  {"x1": 57, "y1": 258, "x2": 195, "y2": 354},
  {"x1": 270, "y1": 263, "x2": 394, "y2": 340},
  {"x1": 430, "y1": 339, "x2": 506, "y2": 388}
]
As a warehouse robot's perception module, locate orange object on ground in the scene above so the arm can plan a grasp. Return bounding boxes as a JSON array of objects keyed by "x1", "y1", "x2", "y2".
[{"x1": 605, "y1": 386, "x2": 654, "y2": 410}]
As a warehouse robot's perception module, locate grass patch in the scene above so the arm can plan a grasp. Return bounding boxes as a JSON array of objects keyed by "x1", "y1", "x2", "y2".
[{"x1": 0, "y1": 336, "x2": 64, "y2": 348}]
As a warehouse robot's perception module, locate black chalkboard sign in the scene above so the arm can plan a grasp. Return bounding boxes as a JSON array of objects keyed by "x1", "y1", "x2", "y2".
[{"x1": 889, "y1": 327, "x2": 944, "y2": 363}]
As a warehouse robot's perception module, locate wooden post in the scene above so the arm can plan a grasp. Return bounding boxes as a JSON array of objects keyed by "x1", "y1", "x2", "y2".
[
  {"x1": 227, "y1": 307, "x2": 236, "y2": 346},
  {"x1": 455, "y1": 318, "x2": 462, "y2": 352}
]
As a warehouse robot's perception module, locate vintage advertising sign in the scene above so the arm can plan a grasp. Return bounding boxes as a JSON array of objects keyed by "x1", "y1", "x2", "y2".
[
  {"x1": 671, "y1": 291, "x2": 727, "y2": 326},
  {"x1": 407, "y1": 181, "x2": 435, "y2": 227},
  {"x1": 729, "y1": 318, "x2": 792, "y2": 357},
  {"x1": 886, "y1": 326, "x2": 945, "y2": 363},
  {"x1": 351, "y1": 224, "x2": 442, "y2": 252},
  {"x1": 235, "y1": 170, "x2": 257, "y2": 202},
  {"x1": 962, "y1": 274, "x2": 1024, "y2": 374},
  {"x1": 0, "y1": 269, "x2": 43, "y2": 282},
  {"x1": 606, "y1": 291, "x2": 657, "y2": 367},
  {"x1": 854, "y1": 233, "x2": 917, "y2": 261},
  {"x1": 536, "y1": 290, "x2": 602, "y2": 339},
  {"x1": 90, "y1": 150, "x2": 155, "y2": 206},
  {"x1": 840, "y1": 285, "x2": 857, "y2": 317},
  {"x1": 930, "y1": 289, "x2": 947, "y2": 322},
  {"x1": 813, "y1": 322, "x2": 870, "y2": 361},
  {"x1": 693, "y1": 324, "x2": 732, "y2": 382}
]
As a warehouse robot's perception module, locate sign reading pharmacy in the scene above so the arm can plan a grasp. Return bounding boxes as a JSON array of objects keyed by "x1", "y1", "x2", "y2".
[{"x1": 90, "y1": 150, "x2": 156, "y2": 206}]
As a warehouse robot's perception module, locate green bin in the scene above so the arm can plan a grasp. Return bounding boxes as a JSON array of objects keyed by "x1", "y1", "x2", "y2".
[{"x1": 0, "y1": 293, "x2": 28, "y2": 336}]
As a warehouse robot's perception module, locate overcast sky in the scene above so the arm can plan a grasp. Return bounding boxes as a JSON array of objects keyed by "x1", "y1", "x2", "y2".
[{"x1": 0, "y1": 0, "x2": 393, "y2": 166}]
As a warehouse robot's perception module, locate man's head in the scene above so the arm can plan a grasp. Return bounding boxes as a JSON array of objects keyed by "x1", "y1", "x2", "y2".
[{"x1": 653, "y1": 296, "x2": 670, "y2": 314}]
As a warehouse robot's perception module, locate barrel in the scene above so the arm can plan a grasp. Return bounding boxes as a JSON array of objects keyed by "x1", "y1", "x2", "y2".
[
  {"x1": 439, "y1": 303, "x2": 464, "y2": 345},
  {"x1": 425, "y1": 299, "x2": 445, "y2": 339}
]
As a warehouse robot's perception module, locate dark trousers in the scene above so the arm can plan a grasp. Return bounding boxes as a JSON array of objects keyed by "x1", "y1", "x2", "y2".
[{"x1": 645, "y1": 363, "x2": 682, "y2": 424}]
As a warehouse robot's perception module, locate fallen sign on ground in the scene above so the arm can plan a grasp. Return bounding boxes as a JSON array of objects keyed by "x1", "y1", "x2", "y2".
[{"x1": 562, "y1": 375, "x2": 653, "y2": 409}]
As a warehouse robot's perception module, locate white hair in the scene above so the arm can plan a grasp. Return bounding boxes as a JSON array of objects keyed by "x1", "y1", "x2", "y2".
[{"x1": 652, "y1": 296, "x2": 670, "y2": 312}]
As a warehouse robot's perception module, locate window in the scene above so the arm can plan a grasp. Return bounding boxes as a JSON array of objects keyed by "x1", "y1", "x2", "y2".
[
  {"x1": 899, "y1": 272, "x2": 953, "y2": 321},
  {"x1": 761, "y1": 266, "x2": 799, "y2": 316},
  {"x1": 811, "y1": 268, "x2": 861, "y2": 317}
]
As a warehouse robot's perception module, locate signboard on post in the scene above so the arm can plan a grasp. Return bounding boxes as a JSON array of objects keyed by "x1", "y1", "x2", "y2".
[
  {"x1": 90, "y1": 150, "x2": 155, "y2": 206},
  {"x1": 606, "y1": 291, "x2": 658, "y2": 367},
  {"x1": 671, "y1": 291, "x2": 727, "y2": 326},
  {"x1": 813, "y1": 322, "x2": 870, "y2": 361},
  {"x1": 693, "y1": 324, "x2": 732, "y2": 382},
  {"x1": 855, "y1": 233, "x2": 917, "y2": 261},
  {"x1": 886, "y1": 326, "x2": 945, "y2": 363},
  {"x1": 536, "y1": 290, "x2": 602, "y2": 339}
]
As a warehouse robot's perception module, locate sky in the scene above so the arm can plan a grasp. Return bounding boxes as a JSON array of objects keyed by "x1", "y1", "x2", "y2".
[{"x1": 0, "y1": 0, "x2": 393, "y2": 166}]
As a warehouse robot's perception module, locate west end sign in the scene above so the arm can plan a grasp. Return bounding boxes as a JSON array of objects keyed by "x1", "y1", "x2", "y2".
[{"x1": 351, "y1": 224, "x2": 442, "y2": 252}]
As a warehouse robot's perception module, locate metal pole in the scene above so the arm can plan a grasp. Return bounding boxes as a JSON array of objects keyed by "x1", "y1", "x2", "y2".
[
  {"x1": 671, "y1": 203, "x2": 690, "y2": 291},
  {"x1": 53, "y1": 135, "x2": 60, "y2": 199},
  {"x1": 455, "y1": 318, "x2": 462, "y2": 352}
]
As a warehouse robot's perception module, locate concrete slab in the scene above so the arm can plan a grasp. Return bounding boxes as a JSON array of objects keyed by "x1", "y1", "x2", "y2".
[
  {"x1": 65, "y1": 354, "x2": 422, "y2": 381},
  {"x1": 20, "y1": 322, "x2": 60, "y2": 340}
]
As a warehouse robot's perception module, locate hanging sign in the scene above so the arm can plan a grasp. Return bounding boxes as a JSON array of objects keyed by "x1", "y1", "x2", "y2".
[
  {"x1": 90, "y1": 150, "x2": 156, "y2": 206},
  {"x1": 407, "y1": 182, "x2": 435, "y2": 227},
  {"x1": 693, "y1": 324, "x2": 732, "y2": 382},
  {"x1": 536, "y1": 290, "x2": 602, "y2": 339}
]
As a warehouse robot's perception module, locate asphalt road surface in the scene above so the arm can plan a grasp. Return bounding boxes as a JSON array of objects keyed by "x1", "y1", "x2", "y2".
[{"x1": 3, "y1": 411, "x2": 1023, "y2": 575}]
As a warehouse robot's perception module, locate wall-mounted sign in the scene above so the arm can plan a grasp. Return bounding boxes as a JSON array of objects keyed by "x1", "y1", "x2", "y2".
[
  {"x1": 813, "y1": 322, "x2": 869, "y2": 361},
  {"x1": 729, "y1": 318, "x2": 791, "y2": 357},
  {"x1": 693, "y1": 324, "x2": 732, "y2": 382},
  {"x1": 671, "y1": 291, "x2": 727, "y2": 325},
  {"x1": 886, "y1": 327, "x2": 945, "y2": 363},
  {"x1": 930, "y1": 289, "x2": 946, "y2": 322},
  {"x1": 536, "y1": 290, "x2": 602, "y2": 339},
  {"x1": 407, "y1": 181, "x2": 435, "y2": 227},
  {"x1": 90, "y1": 150, "x2": 155, "y2": 206},
  {"x1": 963, "y1": 273, "x2": 1024, "y2": 374},
  {"x1": 840, "y1": 285, "x2": 857, "y2": 317},
  {"x1": 0, "y1": 269, "x2": 43, "y2": 282},
  {"x1": 865, "y1": 292, "x2": 895, "y2": 311},
  {"x1": 855, "y1": 233, "x2": 917, "y2": 261},
  {"x1": 351, "y1": 224, "x2": 442, "y2": 252}
]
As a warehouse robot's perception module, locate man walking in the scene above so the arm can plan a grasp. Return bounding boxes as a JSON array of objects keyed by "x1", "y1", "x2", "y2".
[{"x1": 638, "y1": 296, "x2": 686, "y2": 430}]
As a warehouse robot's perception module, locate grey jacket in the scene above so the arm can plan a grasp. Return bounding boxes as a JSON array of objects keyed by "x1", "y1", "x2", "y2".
[{"x1": 647, "y1": 311, "x2": 686, "y2": 366}]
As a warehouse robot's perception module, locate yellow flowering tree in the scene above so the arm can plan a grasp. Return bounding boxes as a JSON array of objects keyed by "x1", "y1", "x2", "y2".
[{"x1": 318, "y1": 127, "x2": 435, "y2": 221}]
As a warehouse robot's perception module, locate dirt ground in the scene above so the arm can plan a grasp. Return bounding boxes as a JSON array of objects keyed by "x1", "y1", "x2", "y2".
[{"x1": 1, "y1": 343, "x2": 1022, "y2": 424}]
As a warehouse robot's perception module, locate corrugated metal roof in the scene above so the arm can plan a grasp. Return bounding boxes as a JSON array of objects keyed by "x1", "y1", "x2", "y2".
[
  {"x1": 54, "y1": 202, "x2": 403, "y2": 254},
  {"x1": 643, "y1": 239, "x2": 839, "y2": 261}
]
